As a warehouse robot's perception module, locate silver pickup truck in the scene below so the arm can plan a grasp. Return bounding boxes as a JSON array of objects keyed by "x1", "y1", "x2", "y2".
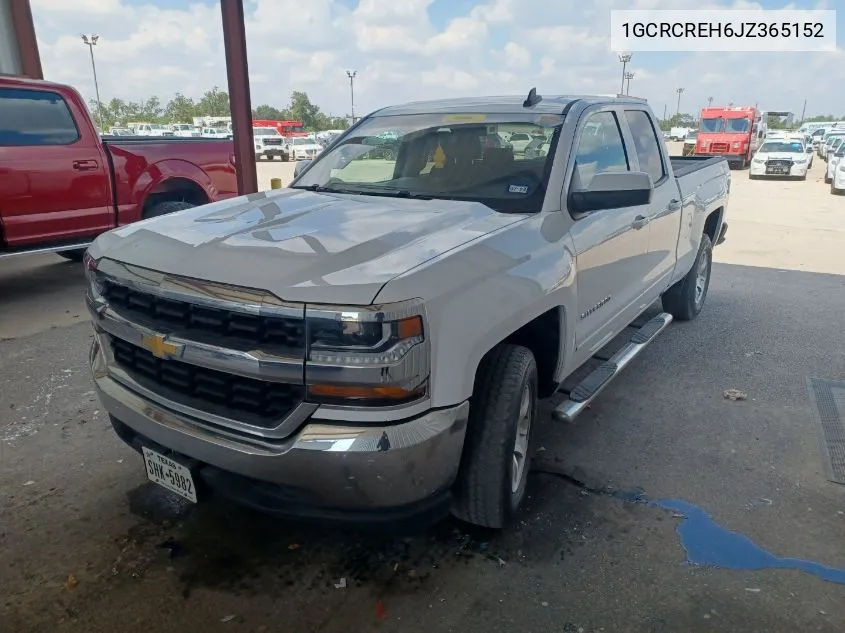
[{"x1": 85, "y1": 91, "x2": 729, "y2": 528}]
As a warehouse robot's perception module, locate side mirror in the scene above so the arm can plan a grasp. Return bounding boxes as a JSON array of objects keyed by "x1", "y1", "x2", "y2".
[
  {"x1": 293, "y1": 160, "x2": 310, "y2": 178},
  {"x1": 569, "y1": 171, "x2": 653, "y2": 214}
]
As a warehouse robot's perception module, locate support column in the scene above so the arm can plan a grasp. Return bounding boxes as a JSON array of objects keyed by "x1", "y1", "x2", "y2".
[
  {"x1": 2, "y1": 0, "x2": 43, "y2": 78},
  {"x1": 220, "y1": 0, "x2": 257, "y2": 195}
]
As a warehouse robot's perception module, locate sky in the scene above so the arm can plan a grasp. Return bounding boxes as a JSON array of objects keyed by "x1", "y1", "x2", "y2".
[{"x1": 29, "y1": 0, "x2": 845, "y2": 120}]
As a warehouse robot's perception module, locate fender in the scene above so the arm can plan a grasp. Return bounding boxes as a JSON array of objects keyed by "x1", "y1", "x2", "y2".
[{"x1": 119, "y1": 159, "x2": 216, "y2": 225}]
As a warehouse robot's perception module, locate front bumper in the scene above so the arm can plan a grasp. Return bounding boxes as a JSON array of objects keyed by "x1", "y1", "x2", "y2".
[
  {"x1": 748, "y1": 161, "x2": 808, "y2": 178},
  {"x1": 91, "y1": 340, "x2": 469, "y2": 518},
  {"x1": 259, "y1": 147, "x2": 287, "y2": 158},
  {"x1": 694, "y1": 152, "x2": 747, "y2": 167}
]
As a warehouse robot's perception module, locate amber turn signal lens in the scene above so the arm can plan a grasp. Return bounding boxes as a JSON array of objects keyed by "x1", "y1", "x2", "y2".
[
  {"x1": 308, "y1": 383, "x2": 424, "y2": 401},
  {"x1": 396, "y1": 315, "x2": 423, "y2": 339}
]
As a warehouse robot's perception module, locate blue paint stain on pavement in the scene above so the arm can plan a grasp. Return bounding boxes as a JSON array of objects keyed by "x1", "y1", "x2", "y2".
[{"x1": 614, "y1": 491, "x2": 845, "y2": 584}]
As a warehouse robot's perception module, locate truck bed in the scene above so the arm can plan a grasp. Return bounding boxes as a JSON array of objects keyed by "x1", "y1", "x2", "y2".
[{"x1": 670, "y1": 155, "x2": 728, "y2": 178}]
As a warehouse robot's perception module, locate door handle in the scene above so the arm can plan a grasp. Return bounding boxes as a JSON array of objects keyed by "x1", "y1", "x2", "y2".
[
  {"x1": 632, "y1": 215, "x2": 649, "y2": 230},
  {"x1": 72, "y1": 159, "x2": 99, "y2": 171},
  {"x1": 667, "y1": 199, "x2": 682, "y2": 211}
]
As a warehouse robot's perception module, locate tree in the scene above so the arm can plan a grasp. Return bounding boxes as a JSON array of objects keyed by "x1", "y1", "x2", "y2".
[
  {"x1": 198, "y1": 86, "x2": 230, "y2": 117},
  {"x1": 288, "y1": 91, "x2": 320, "y2": 129},
  {"x1": 166, "y1": 93, "x2": 198, "y2": 123},
  {"x1": 253, "y1": 104, "x2": 290, "y2": 120}
]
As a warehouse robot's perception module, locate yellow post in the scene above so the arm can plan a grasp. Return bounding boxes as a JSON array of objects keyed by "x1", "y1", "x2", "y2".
[{"x1": 270, "y1": 178, "x2": 282, "y2": 189}]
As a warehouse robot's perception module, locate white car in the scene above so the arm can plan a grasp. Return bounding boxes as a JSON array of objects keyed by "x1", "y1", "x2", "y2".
[
  {"x1": 201, "y1": 127, "x2": 232, "y2": 139},
  {"x1": 831, "y1": 146, "x2": 845, "y2": 194},
  {"x1": 825, "y1": 140, "x2": 845, "y2": 183},
  {"x1": 507, "y1": 132, "x2": 533, "y2": 154},
  {"x1": 749, "y1": 139, "x2": 810, "y2": 180},
  {"x1": 134, "y1": 123, "x2": 174, "y2": 137},
  {"x1": 285, "y1": 136, "x2": 323, "y2": 160},
  {"x1": 252, "y1": 127, "x2": 288, "y2": 161},
  {"x1": 172, "y1": 123, "x2": 201, "y2": 138},
  {"x1": 820, "y1": 133, "x2": 845, "y2": 160}
]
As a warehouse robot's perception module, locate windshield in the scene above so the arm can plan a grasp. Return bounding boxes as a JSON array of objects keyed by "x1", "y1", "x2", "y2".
[
  {"x1": 253, "y1": 128, "x2": 278, "y2": 136},
  {"x1": 293, "y1": 113, "x2": 563, "y2": 213},
  {"x1": 725, "y1": 118, "x2": 750, "y2": 133},
  {"x1": 292, "y1": 137, "x2": 316, "y2": 145},
  {"x1": 826, "y1": 134, "x2": 845, "y2": 144},
  {"x1": 700, "y1": 118, "x2": 723, "y2": 133},
  {"x1": 685, "y1": 132, "x2": 698, "y2": 141},
  {"x1": 758, "y1": 141, "x2": 804, "y2": 153}
]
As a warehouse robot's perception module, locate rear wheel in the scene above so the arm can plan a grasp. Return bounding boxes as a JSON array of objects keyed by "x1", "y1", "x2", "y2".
[
  {"x1": 144, "y1": 200, "x2": 195, "y2": 219},
  {"x1": 661, "y1": 233, "x2": 713, "y2": 321},
  {"x1": 452, "y1": 344, "x2": 538, "y2": 529}
]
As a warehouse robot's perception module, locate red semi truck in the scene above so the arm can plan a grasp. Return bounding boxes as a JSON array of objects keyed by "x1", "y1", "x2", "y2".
[
  {"x1": 694, "y1": 106, "x2": 765, "y2": 169},
  {"x1": 0, "y1": 76, "x2": 238, "y2": 262}
]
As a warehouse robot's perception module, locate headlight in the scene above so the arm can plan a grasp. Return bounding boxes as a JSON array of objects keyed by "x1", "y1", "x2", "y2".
[
  {"x1": 794, "y1": 157, "x2": 807, "y2": 164},
  {"x1": 752, "y1": 157, "x2": 764, "y2": 163},
  {"x1": 304, "y1": 299, "x2": 429, "y2": 406}
]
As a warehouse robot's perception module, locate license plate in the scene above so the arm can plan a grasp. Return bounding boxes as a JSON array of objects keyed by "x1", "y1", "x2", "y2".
[
  {"x1": 766, "y1": 166, "x2": 789, "y2": 175},
  {"x1": 142, "y1": 446, "x2": 197, "y2": 503}
]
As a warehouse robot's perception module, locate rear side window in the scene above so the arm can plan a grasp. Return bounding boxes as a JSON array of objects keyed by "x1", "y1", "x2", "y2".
[
  {"x1": 0, "y1": 88, "x2": 80, "y2": 146},
  {"x1": 624, "y1": 110, "x2": 666, "y2": 185}
]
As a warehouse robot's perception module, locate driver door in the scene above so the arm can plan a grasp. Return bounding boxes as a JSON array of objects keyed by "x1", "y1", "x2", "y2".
[{"x1": 567, "y1": 109, "x2": 652, "y2": 355}]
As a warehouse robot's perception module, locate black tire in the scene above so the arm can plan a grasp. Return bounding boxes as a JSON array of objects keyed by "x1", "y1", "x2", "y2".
[
  {"x1": 832, "y1": 183, "x2": 841, "y2": 195},
  {"x1": 452, "y1": 344, "x2": 538, "y2": 529},
  {"x1": 824, "y1": 175, "x2": 831, "y2": 184},
  {"x1": 144, "y1": 200, "x2": 195, "y2": 219},
  {"x1": 749, "y1": 174, "x2": 758, "y2": 180},
  {"x1": 57, "y1": 249, "x2": 85, "y2": 262},
  {"x1": 661, "y1": 233, "x2": 713, "y2": 321}
]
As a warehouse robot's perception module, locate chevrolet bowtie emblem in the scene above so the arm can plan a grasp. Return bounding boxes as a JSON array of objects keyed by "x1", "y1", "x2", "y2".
[{"x1": 141, "y1": 334, "x2": 181, "y2": 359}]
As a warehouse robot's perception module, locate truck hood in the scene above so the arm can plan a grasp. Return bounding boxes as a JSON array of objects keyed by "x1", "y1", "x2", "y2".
[{"x1": 90, "y1": 188, "x2": 524, "y2": 305}]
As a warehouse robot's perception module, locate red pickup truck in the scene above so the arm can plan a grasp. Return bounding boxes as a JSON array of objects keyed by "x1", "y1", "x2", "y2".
[{"x1": 0, "y1": 76, "x2": 238, "y2": 261}]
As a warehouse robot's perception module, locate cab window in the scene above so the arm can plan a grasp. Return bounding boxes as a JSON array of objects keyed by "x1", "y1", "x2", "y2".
[
  {"x1": 625, "y1": 110, "x2": 666, "y2": 185},
  {"x1": 571, "y1": 111, "x2": 629, "y2": 190}
]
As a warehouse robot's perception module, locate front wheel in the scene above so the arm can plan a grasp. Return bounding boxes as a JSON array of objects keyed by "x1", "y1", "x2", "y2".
[
  {"x1": 144, "y1": 200, "x2": 195, "y2": 219},
  {"x1": 452, "y1": 344, "x2": 538, "y2": 529},
  {"x1": 661, "y1": 233, "x2": 713, "y2": 321}
]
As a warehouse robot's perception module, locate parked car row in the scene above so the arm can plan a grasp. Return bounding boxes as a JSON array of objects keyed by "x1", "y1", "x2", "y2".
[{"x1": 819, "y1": 130, "x2": 845, "y2": 194}]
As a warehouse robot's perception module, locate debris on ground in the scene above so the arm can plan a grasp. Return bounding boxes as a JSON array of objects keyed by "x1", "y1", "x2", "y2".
[
  {"x1": 375, "y1": 600, "x2": 387, "y2": 619},
  {"x1": 287, "y1": 543, "x2": 300, "y2": 551},
  {"x1": 220, "y1": 614, "x2": 237, "y2": 623},
  {"x1": 66, "y1": 575, "x2": 79, "y2": 590},
  {"x1": 334, "y1": 578, "x2": 347, "y2": 589},
  {"x1": 23, "y1": 480, "x2": 35, "y2": 486},
  {"x1": 723, "y1": 388, "x2": 747, "y2": 401},
  {"x1": 487, "y1": 554, "x2": 507, "y2": 567},
  {"x1": 744, "y1": 588, "x2": 761, "y2": 593}
]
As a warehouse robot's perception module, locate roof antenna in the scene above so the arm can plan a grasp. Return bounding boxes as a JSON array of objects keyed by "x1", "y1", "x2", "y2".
[{"x1": 523, "y1": 87, "x2": 542, "y2": 108}]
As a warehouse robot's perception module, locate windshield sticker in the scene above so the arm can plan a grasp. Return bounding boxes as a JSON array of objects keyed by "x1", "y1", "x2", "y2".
[
  {"x1": 442, "y1": 114, "x2": 487, "y2": 123},
  {"x1": 508, "y1": 184, "x2": 529, "y2": 194}
]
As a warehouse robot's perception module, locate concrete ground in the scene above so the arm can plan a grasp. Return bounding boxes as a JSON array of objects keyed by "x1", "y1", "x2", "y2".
[{"x1": 2, "y1": 147, "x2": 844, "y2": 633}]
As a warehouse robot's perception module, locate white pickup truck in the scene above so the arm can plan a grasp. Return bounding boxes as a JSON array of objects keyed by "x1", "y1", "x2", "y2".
[
  {"x1": 85, "y1": 91, "x2": 730, "y2": 528},
  {"x1": 252, "y1": 126, "x2": 289, "y2": 161}
]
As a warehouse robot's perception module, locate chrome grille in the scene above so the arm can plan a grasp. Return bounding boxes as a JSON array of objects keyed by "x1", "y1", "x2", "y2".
[
  {"x1": 110, "y1": 336, "x2": 303, "y2": 427},
  {"x1": 711, "y1": 142, "x2": 730, "y2": 153},
  {"x1": 100, "y1": 278, "x2": 305, "y2": 352},
  {"x1": 263, "y1": 138, "x2": 283, "y2": 146}
]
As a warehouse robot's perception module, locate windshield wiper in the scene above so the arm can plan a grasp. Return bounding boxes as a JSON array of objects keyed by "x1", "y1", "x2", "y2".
[{"x1": 289, "y1": 184, "x2": 349, "y2": 194}]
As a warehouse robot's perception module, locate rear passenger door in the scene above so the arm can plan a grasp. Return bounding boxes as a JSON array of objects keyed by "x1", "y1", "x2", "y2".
[
  {"x1": 0, "y1": 87, "x2": 111, "y2": 246},
  {"x1": 567, "y1": 108, "x2": 653, "y2": 354},
  {"x1": 622, "y1": 109, "x2": 682, "y2": 298}
]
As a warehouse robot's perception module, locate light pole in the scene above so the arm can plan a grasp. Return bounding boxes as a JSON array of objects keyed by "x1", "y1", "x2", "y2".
[
  {"x1": 617, "y1": 53, "x2": 632, "y2": 95},
  {"x1": 676, "y1": 87, "x2": 685, "y2": 116},
  {"x1": 707, "y1": 96, "x2": 713, "y2": 108},
  {"x1": 346, "y1": 70, "x2": 357, "y2": 125},
  {"x1": 624, "y1": 72, "x2": 634, "y2": 96},
  {"x1": 81, "y1": 34, "x2": 104, "y2": 131}
]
